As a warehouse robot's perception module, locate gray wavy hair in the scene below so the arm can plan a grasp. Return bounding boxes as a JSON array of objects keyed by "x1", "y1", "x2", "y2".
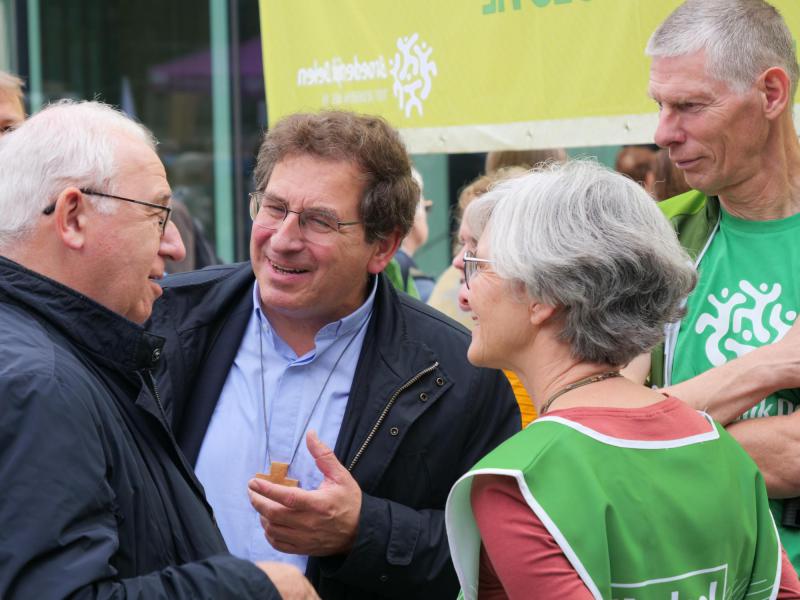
[
  {"x1": 478, "y1": 160, "x2": 696, "y2": 367},
  {"x1": 646, "y1": 0, "x2": 799, "y2": 100}
]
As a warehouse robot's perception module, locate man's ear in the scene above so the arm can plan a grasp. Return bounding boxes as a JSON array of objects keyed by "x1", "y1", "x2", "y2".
[
  {"x1": 529, "y1": 301, "x2": 557, "y2": 327},
  {"x1": 366, "y1": 229, "x2": 403, "y2": 274},
  {"x1": 759, "y1": 66, "x2": 791, "y2": 120},
  {"x1": 53, "y1": 187, "x2": 90, "y2": 250}
]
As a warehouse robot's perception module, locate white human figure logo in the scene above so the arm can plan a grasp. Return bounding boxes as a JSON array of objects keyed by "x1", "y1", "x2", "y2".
[
  {"x1": 695, "y1": 287, "x2": 747, "y2": 366},
  {"x1": 696, "y1": 280, "x2": 796, "y2": 366},
  {"x1": 390, "y1": 33, "x2": 437, "y2": 118}
]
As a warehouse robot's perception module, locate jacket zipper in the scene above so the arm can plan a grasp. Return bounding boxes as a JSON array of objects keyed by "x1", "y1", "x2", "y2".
[
  {"x1": 145, "y1": 368, "x2": 219, "y2": 523},
  {"x1": 347, "y1": 361, "x2": 439, "y2": 472},
  {"x1": 145, "y1": 369, "x2": 168, "y2": 420}
]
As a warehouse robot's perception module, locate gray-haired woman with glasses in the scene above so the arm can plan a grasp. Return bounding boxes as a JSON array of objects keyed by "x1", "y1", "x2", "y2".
[{"x1": 445, "y1": 160, "x2": 800, "y2": 599}]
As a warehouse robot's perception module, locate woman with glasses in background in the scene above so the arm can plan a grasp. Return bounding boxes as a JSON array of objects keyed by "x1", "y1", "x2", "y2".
[
  {"x1": 434, "y1": 167, "x2": 537, "y2": 426},
  {"x1": 445, "y1": 160, "x2": 800, "y2": 599}
]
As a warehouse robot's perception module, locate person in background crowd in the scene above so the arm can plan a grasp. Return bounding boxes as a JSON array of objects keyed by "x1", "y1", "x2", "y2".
[
  {"x1": 0, "y1": 70, "x2": 25, "y2": 135},
  {"x1": 445, "y1": 160, "x2": 800, "y2": 599},
  {"x1": 430, "y1": 149, "x2": 567, "y2": 331},
  {"x1": 485, "y1": 148, "x2": 567, "y2": 173},
  {"x1": 427, "y1": 174, "x2": 497, "y2": 330},
  {"x1": 394, "y1": 167, "x2": 435, "y2": 301},
  {"x1": 148, "y1": 110, "x2": 519, "y2": 599},
  {"x1": 643, "y1": 0, "x2": 800, "y2": 569},
  {"x1": 166, "y1": 151, "x2": 221, "y2": 273},
  {"x1": 166, "y1": 198, "x2": 220, "y2": 273},
  {"x1": 0, "y1": 100, "x2": 315, "y2": 599},
  {"x1": 429, "y1": 167, "x2": 537, "y2": 427},
  {"x1": 614, "y1": 144, "x2": 658, "y2": 192},
  {"x1": 652, "y1": 147, "x2": 691, "y2": 201}
]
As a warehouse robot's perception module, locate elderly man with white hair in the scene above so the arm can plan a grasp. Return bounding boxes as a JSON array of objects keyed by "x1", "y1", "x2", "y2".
[
  {"x1": 0, "y1": 100, "x2": 317, "y2": 599},
  {"x1": 640, "y1": 0, "x2": 800, "y2": 570}
]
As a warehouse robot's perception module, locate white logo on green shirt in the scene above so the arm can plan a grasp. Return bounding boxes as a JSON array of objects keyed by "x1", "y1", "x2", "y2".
[{"x1": 696, "y1": 281, "x2": 795, "y2": 367}]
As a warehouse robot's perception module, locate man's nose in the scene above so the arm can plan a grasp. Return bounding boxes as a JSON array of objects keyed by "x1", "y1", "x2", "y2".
[
  {"x1": 653, "y1": 107, "x2": 685, "y2": 148},
  {"x1": 266, "y1": 212, "x2": 306, "y2": 252},
  {"x1": 160, "y1": 220, "x2": 187, "y2": 263}
]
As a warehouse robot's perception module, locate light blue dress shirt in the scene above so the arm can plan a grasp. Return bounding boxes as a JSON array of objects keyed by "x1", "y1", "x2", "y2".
[{"x1": 195, "y1": 278, "x2": 376, "y2": 569}]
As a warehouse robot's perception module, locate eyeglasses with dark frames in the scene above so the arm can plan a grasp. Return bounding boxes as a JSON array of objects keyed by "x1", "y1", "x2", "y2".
[
  {"x1": 249, "y1": 192, "x2": 360, "y2": 243},
  {"x1": 42, "y1": 189, "x2": 173, "y2": 236},
  {"x1": 462, "y1": 250, "x2": 495, "y2": 289}
]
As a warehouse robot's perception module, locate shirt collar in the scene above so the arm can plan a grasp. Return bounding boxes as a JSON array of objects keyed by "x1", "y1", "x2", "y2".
[{"x1": 251, "y1": 275, "x2": 378, "y2": 353}]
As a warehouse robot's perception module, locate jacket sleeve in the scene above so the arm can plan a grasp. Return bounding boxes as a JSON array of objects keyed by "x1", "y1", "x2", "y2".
[
  {"x1": 82, "y1": 558, "x2": 277, "y2": 600},
  {"x1": 316, "y1": 368, "x2": 520, "y2": 597},
  {"x1": 0, "y1": 372, "x2": 279, "y2": 600},
  {"x1": 317, "y1": 496, "x2": 456, "y2": 597}
]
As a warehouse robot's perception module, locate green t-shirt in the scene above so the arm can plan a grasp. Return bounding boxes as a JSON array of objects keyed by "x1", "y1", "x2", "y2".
[{"x1": 672, "y1": 206, "x2": 800, "y2": 562}]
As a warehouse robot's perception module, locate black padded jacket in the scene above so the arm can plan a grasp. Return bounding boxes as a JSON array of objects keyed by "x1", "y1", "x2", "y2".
[{"x1": 0, "y1": 257, "x2": 277, "y2": 599}]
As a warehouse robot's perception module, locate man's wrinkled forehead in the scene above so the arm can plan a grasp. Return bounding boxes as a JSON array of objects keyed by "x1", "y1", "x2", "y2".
[
  {"x1": 268, "y1": 151, "x2": 367, "y2": 189},
  {"x1": 647, "y1": 52, "x2": 719, "y2": 100}
]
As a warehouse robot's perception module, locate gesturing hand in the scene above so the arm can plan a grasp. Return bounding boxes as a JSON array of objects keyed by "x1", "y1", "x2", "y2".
[{"x1": 249, "y1": 431, "x2": 362, "y2": 556}]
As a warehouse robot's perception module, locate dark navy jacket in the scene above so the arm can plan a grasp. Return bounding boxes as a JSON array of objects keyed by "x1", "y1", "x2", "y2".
[
  {"x1": 0, "y1": 257, "x2": 277, "y2": 599},
  {"x1": 150, "y1": 262, "x2": 520, "y2": 599}
]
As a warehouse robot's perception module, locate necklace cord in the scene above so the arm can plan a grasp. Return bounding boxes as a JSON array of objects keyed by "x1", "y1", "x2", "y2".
[
  {"x1": 539, "y1": 371, "x2": 622, "y2": 415},
  {"x1": 258, "y1": 309, "x2": 372, "y2": 473}
]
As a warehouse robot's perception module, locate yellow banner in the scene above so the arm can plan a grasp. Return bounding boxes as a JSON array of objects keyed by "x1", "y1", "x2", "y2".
[{"x1": 260, "y1": 0, "x2": 800, "y2": 153}]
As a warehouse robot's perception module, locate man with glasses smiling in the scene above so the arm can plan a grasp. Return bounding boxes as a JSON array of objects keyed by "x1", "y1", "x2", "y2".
[
  {"x1": 0, "y1": 100, "x2": 318, "y2": 599},
  {"x1": 149, "y1": 110, "x2": 519, "y2": 599}
]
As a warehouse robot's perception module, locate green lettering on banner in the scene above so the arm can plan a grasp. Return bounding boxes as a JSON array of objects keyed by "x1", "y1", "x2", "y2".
[
  {"x1": 482, "y1": 0, "x2": 521, "y2": 14},
  {"x1": 482, "y1": 0, "x2": 589, "y2": 15}
]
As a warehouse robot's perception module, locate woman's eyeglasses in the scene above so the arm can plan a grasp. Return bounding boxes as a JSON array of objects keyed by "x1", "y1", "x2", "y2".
[{"x1": 462, "y1": 250, "x2": 495, "y2": 289}]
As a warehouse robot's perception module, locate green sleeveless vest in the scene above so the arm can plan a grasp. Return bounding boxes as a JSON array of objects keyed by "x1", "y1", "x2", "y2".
[{"x1": 446, "y1": 413, "x2": 781, "y2": 600}]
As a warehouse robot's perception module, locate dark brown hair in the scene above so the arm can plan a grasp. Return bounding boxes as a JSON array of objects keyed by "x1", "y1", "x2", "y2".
[
  {"x1": 614, "y1": 145, "x2": 657, "y2": 188},
  {"x1": 254, "y1": 111, "x2": 418, "y2": 242}
]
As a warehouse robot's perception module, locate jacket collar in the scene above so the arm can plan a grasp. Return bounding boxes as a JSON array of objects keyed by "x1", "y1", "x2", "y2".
[
  {"x1": 367, "y1": 273, "x2": 439, "y2": 374},
  {"x1": 0, "y1": 256, "x2": 164, "y2": 372},
  {"x1": 650, "y1": 193, "x2": 720, "y2": 388}
]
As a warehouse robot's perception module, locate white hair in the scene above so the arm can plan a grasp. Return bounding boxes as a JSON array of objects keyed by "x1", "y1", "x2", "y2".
[
  {"x1": 0, "y1": 99, "x2": 156, "y2": 249},
  {"x1": 646, "y1": 0, "x2": 799, "y2": 99},
  {"x1": 482, "y1": 160, "x2": 697, "y2": 366}
]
